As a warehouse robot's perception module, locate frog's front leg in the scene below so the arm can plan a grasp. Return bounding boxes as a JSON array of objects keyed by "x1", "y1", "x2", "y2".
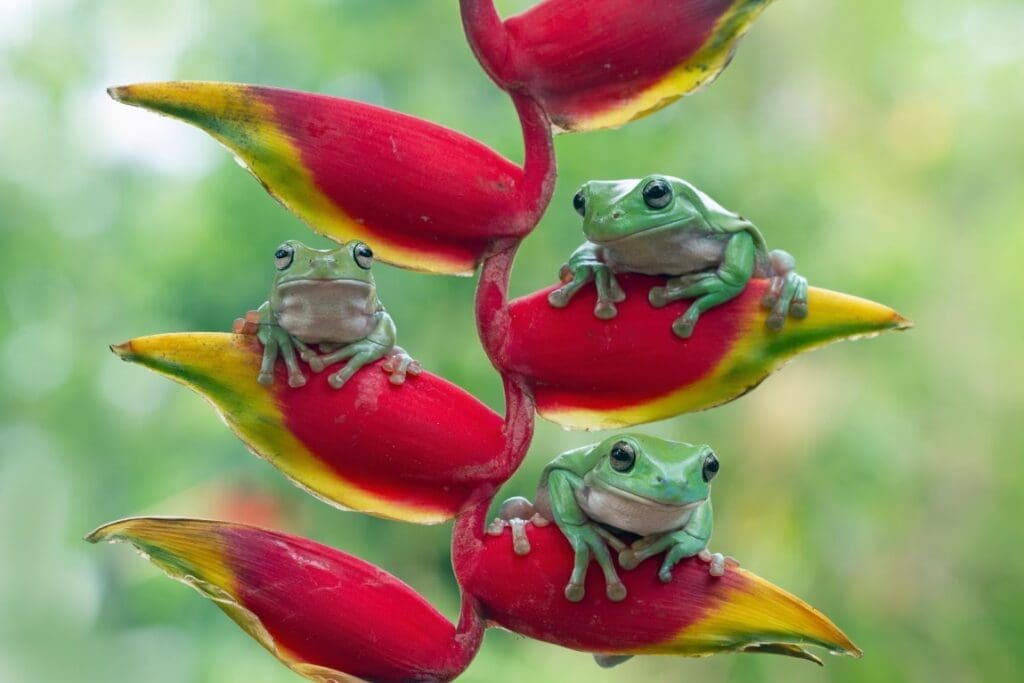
[
  {"x1": 548, "y1": 242, "x2": 624, "y2": 320},
  {"x1": 547, "y1": 469, "x2": 626, "y2": 602},
  {"x1": 648, "y1": 232, "x2": 755, "y2": 338},
  {"x1": 255, "y1": 304, "x2": 306, "y2": 388},
  {"x1": 761, "y1": 249, "x2": 809, "y2": 330}
]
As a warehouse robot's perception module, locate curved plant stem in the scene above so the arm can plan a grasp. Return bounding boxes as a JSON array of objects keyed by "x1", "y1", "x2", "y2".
[
  {"x1": 447, "y1": 30, "x2": 558, "y2": 672},
  {"x1": 459, "y1": 0, "x2": 512, "y2": 87}
]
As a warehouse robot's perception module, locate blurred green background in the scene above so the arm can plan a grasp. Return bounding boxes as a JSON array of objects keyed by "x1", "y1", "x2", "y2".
[{"x1": 2, "y1": 0, "x2": 1022, "y2": 681}]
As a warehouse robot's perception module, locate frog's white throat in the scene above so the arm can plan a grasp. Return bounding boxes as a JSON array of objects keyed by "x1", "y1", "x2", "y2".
[
  {"x1": 576, "y1": 471, "x2": 704, "y2": 537},
  {"x1": 273, "y1": 278, "x2": 378, "y2": 344}
]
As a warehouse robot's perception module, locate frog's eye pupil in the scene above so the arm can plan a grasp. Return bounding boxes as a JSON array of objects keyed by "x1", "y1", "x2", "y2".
[
  {"x1": 274, "y1": 244, "x2": 294, "y2": 270},
  {"x1": 642, "y1": 179, "x2": 673, "y2": 209},
  {"x1": 354, "y1": 243, "x2": 374, "y2": 270},
  {"x1": 702, "y1": 452, "x2": 720, "y2": 483},
  {"x1": 572, "y1": 191, "x2": 586, "y2": 217},
  {"x1": 609, "y1": 441, "x2": 636, "y2": 473}
]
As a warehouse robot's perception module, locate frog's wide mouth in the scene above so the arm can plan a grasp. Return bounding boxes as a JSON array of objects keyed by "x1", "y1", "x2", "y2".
[
  {"x1": 587, "y1": 217, "x2": 700, "y2": 245},
  {"x1": 276, "y1": 277, "x2": 371, "y2": 289},
  {"x1": 585, "y1": 472, "x2": 705, "y2": 510}
]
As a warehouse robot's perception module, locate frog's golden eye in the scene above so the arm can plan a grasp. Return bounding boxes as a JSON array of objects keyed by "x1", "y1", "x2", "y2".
[
  {"x1": 274, "y1": 244, "x2": 294, "y2": 270},
  {"x1": 572, "y1": 190, "x2": 586, "y2": 217},
  {"x1": 702, "y1": 452, "x2": 720, "y2": 483},
  {"x1": 353, "y1": 243, "x2": 374, "y2": 270},
  {"x1": 642, "y1": 178, "x2": 673, "y2": 209},
  {"x1": 609, "y1": 441, "x2": 636, "y2": 473}
]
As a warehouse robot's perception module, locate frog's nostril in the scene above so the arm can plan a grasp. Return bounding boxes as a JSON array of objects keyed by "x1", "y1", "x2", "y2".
[
  {"x1": 612, "y1": 210, "x2": 622, "y2": 219},
  {"x1": 655, "y1": 475, "x2": 663, "y2": 483}
]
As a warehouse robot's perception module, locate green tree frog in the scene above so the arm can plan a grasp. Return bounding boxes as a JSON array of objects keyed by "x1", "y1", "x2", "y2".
[
  {"x1": 251, "y1": 240, "x2": 419, "y2": 389},
  {"x1": 548, "y1": 175, "x2": 808, "y2": 338},
  {"x1": 488, "y1": 434, "x2": 727, "y2": 603}
]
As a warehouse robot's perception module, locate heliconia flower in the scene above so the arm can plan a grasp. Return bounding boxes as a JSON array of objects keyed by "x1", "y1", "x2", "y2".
[
  {"x1": 87, "y1": 516, "x2": 858, "y2": 683},
  {"x1": 461, "y1": 0, "x2": 774, "y2": 132},
  {"x1": 455, "y1": 519, "x2": 861, "y2": 664},
  {"x1": 108, "y1": 81, "x2": 544, "y2": 275},
  {"x1": 502, "y1": 276, "x2": 910, "y2": 430},
  {"x1": 87, "y1": 518, "x2": 479, "y2": 683},
  {"x1": 111, "y1": 333, "x2": 510, "y2": 524}
]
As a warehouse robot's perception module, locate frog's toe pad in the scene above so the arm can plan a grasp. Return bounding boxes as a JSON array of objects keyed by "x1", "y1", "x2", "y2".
[
  {"x1": 257, "y1": 372, "x2": 273, "y2": 386},
  {"x1": 593, "y1": 301, "x2": 618, "y2": 320},
  {"x1": 648, "y1": 287, "x2": 669, "y2": 308},
  {"x1": 327, "y1": 373, "x2": 349, "y2": 389},
  {"x1": 287, "y1": 373, "x2": 307, "y2": 388},
  {"x1": 672, "y1": 318, "x2": 696, "y2": 339},
  {"x1": 790, "y1": 301, "x2": 808, "y2": 319},
  {"x1": 565, "y1": 582, "x2": 585, "y2": 602},
  {"x1": 658, "y1": 568, "x2": 674, "y2": 583},
  {"x1": 618, "y1": 549, "x2": 640, "y2": 570},
  {"x1": 765, "y1": 313, "x2": 785, "y2": 332},
  {"x1": 606, "y1": 581, "x2": 627, "y2": 602},
  {"x1": 548, "y1": 290, "x2": 570, "y2": 308},
  {"x1": 707, "y1": 552, "x2": 726, "y2": 576},
  {"x1": 307, "y1": 357, "x2": 326, "y2": 372}
]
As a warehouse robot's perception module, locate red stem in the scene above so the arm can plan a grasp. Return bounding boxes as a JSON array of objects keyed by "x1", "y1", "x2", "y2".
[
  {"x1": 459, "y1": 0, "x2": 513, "y2": 86},
  {"x1": 445, "y1": 27, "x2": 557, "y2": 678},
  {"x1": 444, "y1": 9, "x2": 558, "y2": 677}
]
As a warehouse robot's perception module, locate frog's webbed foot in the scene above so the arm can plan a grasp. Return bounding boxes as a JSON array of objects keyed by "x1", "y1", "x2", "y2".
[
  {"x1": 697, "y1": 548, "x2": 739, "y2": 577},
  {"x1": 561, "y1": 522, "x2": 626, "y2": 602},
  {"x1": 290, "y1": 337, "x2": 316, "y2": 364},
  {"x1": 656, "y1": 534, "x2": 717, "y2": 583},
  {"x1": 648, "y1": 273, "x2": 725, "y2": 339},
  {"x1": 548, "y1": 262, "x2": 624, "y2": 320},
  {"x1": 232, "y1": 310, "x2": 261, "y2": 335},
  {"x1": 617, "y1": 533, "x2": 663, "y2": 571},
  {"x1": 761, "y1": 249, "x2": 809, "y2": 331},
  {"x1": 380, "y1": 346, "x2": 422, "y2": 386},
  {"x1": 485, "y1": 496, "x2": 549, "y2": 556},
  {"x1": 306, "y1": 339, "x2": 388, "y2": 389}
]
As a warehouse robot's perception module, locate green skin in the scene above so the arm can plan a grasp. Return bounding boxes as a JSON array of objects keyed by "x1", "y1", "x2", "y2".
[
  {"x1": 548, "y1": 175, "x2": 809, "y2": 338},
  {"x1": 255, "y1": 240, "x2": 418, "y2": 389},
  {"x1": 533, "y1": 434, "x2": 720, "y2": 603}
]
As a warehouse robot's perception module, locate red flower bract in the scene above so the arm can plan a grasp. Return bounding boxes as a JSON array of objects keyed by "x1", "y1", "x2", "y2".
[
  {"x1": 462, "y1": 0, "x2": 775, "y2": 132},
  {"x1": 112, "y1": 333, "x2": 510, "y2": 523},
  {"x1": 502, "y1": 276, "x2": 909, "y2": 429},
  {"x1": 109, "y1": 81, "x2": 541, "y2": 275},
  {"x1": 455, "y1": 518, "x2": 861, "y2": 661},
  {"x1": 88, "y1": 518, "x2": 472, "y2": 683}
]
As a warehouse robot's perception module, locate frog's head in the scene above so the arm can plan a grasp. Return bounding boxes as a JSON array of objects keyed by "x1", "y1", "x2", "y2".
[
  {"x1": 588, "y1": 433, "x2": 719, "y2": 508},
  {"x1": 572, "y1": 174, "x2": 722, "y2": 244},
  {"x1": 270, "y1": 239, "x2": 376, "y2": 288}
]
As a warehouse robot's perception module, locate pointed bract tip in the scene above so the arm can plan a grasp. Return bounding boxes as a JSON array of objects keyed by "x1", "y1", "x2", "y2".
[
  {"x1": 893, "y1": 312, "x2": 913, "y2": 331},
  {"x1": 109, "y1": 340, "x2": 133, "y2": 360},
  {"x1": 85, "y1": 517, "x2": 136, "y2": 543},
  {"x1": 106, "y1": 85, "x2": 129, "y2": 102}
]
